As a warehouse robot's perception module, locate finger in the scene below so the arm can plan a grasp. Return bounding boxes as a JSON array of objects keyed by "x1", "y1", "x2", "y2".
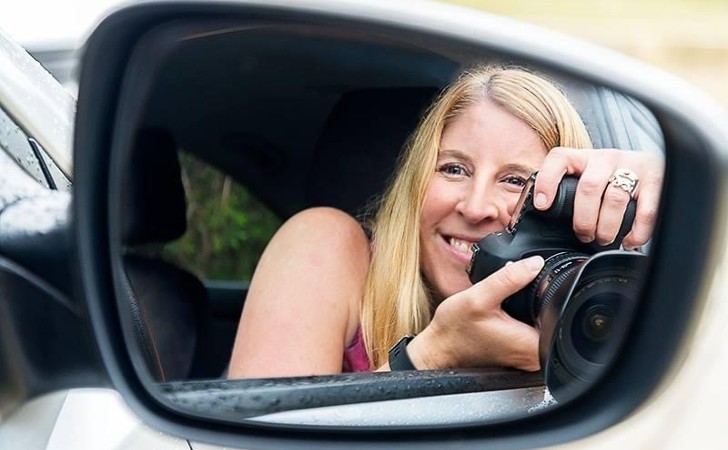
[
  {"x1": 622, "y1": 171, "x2": 662, "y2": 249},
  {"x1": 595, "y1": 182, "x2": 632, "y2": 245},
  {"x1": 533, "y1": 147, "x2": 588, "y2": 210},
  {"x1": 471, "y1": 256, "x2": 544, "y2": 308},
  {"x1": 572, "y1": 161, "x2": 614, "y2": 243}
]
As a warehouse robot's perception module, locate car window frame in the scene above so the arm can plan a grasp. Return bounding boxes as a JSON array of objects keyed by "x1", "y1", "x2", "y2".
[{"x1": 0, "y1": 26, "x2": 75, "y2": 181}]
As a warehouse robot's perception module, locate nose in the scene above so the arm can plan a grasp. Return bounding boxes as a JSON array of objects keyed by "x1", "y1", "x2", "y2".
[{"x1": 455, "y1": 181, "x2": 504, "y2": 224}]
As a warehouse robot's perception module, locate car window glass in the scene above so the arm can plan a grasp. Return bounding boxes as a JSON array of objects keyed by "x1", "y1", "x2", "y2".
[{"x1": 0, "y1": 105, "x2": 50, "y2": 189}]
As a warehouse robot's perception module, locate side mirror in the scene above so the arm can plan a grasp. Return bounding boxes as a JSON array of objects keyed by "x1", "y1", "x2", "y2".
[{"x1": 72, "y1": 1, "x2": 728, "y2": 447}]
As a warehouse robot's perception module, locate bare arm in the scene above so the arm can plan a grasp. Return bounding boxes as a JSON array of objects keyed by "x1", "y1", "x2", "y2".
[{"x1": 227, "y1": 207, "x2": 370, "y2": 378}]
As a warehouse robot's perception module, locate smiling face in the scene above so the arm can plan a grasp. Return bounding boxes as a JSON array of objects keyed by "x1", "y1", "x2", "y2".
[{"x1": 419, "y1": 98, "x2": 548, "y2": 301}]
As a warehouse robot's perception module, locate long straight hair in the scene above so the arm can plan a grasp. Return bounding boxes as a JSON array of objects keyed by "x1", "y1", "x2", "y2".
[{"x1": 361, "y1": 66, "x2": 593, "y2": 368}]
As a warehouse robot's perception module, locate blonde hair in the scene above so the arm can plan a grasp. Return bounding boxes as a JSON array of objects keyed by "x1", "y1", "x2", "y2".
[{"x1": 361, "y1": 65, "x2": 593, "y2": 368}]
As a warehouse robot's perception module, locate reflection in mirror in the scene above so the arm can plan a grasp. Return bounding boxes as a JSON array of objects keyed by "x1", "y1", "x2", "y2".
[{"x1": 108, "y1": 16, "x2": 665, "y2": 426}]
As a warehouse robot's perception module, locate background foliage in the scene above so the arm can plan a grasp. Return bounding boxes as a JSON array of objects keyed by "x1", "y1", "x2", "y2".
[{"x1": 162, "y1": 152, "x2": 281, "y2": 281}]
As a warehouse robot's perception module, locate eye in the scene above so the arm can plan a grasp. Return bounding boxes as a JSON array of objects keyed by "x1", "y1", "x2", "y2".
[
  {"x1": 503, "y1": 176, "x2": 526, "y2": 186},
  {"x1": 437, "y1": 163, "x2": 469, "y2": 177},
  {"x1": 501, "y1": 175, "x2": 527, "y2": 190}
]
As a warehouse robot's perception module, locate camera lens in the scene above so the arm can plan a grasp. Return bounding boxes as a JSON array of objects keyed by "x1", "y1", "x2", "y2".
[
  {"x1": 537, "y1": 252, "x2": 648, "y2": 402},
  {"x1": 570, "y1": 292, "x2": 620, "y2": 364},
  {"x1": 532, "y1": 252, "x2": 589, "y2": 319},
  {"x1": 582, "y1": 304, "x2": 613, "y2": 342},
  {"x1": 532, "y1": 254, "x2": 638, "y2": 366},
  {"x1": 560, "y1": 275, "x2": 638, "y2": 366}
]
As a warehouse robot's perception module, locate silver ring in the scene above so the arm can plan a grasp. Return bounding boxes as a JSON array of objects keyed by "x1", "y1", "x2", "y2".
[{"x1": 608, "y1": 168, "x2": 639, "y2": 197}]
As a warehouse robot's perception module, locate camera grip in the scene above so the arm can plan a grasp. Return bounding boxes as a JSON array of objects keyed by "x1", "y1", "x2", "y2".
[{"x1": 546, "y1": 176, "x2": 636, "y2": 244}]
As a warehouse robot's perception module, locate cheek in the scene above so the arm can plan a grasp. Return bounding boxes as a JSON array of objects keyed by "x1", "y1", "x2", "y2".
[
  {"x1": 493, "y1": 180, "x2": 531, "y2": 217},
  {"x1": 504, "y1": 192, "x2": 521, "y2": 218},
  {"x1": 420, "y1": 180, "x2": 456, "y2": 228}
]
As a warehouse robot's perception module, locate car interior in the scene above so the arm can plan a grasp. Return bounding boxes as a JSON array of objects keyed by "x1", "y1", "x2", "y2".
[{"x1": 99, "y1": 18, "x2": 665, "y2": 419}]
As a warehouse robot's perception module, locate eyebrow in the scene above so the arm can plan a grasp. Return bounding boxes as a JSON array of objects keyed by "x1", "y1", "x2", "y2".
[
  {"x1": 437, "y1": 149, "x2": 473, "y2": 163},
  {"x1": 502, "y1": 163, "x2": 537, "y2": 174}
]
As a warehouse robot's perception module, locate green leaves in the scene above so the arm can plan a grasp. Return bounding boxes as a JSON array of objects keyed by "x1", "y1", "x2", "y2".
[{"x1": 163, "y1": 152, "x2": 282, "y2": 281}]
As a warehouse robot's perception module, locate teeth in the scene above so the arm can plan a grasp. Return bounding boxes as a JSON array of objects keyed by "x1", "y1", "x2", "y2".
[{"x1": 449, "y1": 237, "x2": 474, "y2": 257}]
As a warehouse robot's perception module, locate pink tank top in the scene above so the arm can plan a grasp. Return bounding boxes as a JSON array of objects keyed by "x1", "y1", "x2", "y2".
[
  {"x1": 342, "y1": 225, "x2": 373, "y2": 373},
  {"x1": 342, "y1": 327, "x2": 370, "y2": 372}
]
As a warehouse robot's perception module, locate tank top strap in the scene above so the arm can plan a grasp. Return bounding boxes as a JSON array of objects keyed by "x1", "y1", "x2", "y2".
[{"x1": 342, "y1": 326, "x2": 370, "y2": 372}]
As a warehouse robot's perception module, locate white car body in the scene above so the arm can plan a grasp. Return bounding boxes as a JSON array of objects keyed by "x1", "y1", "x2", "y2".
[{"x1": 0, "y1": 1, "x2": 727, "y2": 449}]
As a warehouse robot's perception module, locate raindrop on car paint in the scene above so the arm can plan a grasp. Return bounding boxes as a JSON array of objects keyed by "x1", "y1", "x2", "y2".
[{"x1": 528, "y1": 387, "x2": 557, "y2": 413}]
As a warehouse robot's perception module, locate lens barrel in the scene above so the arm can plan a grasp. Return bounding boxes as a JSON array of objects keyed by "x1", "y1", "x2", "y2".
[
  {"x1": 532, "y1": 252, "x2": 589, "y2": 320},
  {"x1": 535, "y1": 252, "x2": 647, "y2": 401}
]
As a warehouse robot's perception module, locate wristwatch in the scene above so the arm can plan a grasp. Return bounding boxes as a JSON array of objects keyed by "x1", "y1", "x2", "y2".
[{"x1": 388, "y1": 334, "x2": 417, "y2": 370}]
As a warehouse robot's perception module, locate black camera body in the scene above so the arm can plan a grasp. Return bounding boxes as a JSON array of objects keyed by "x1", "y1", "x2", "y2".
[
  {"x1": 467, "y1": 173, "x2": 647, "y2": 400},
  {"x1": 468, "y1": 174, "x2": 635, "y2": 324}
]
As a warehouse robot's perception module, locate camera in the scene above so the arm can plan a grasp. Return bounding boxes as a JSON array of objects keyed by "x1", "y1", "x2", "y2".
[{"x1": 467, "y1": 173, "x2": 648, "y2": 400}]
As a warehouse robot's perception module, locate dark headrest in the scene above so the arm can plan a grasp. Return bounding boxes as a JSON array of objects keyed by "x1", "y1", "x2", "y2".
[
  {"x1": 121, "y1": 128, "x2": 187, "y2": 245},
  {"x1": 307, "y1": 87, "x2": 440, "y2": 216}
]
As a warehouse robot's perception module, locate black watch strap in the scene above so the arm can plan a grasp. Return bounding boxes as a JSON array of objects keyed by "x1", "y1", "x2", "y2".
[{"x1": 388, "y1": 334, "x2": 417, "y2": 370}]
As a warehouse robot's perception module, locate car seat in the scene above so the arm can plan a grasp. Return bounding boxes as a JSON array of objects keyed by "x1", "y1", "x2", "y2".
[
  {"x1": 306, "y1": 87, "x2": 440, "y2": 217},
  {"x1": 118, "y1": 128, "x2": 209, "y2": 382}
]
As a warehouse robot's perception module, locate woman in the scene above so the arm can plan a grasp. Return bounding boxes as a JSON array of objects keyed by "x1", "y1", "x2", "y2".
[{"x1": 227, "y1": 65, "x2": 663, "y2": 377}]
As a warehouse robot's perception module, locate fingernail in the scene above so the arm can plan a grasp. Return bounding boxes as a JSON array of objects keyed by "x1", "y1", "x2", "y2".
[
  {"x1": 524, "y1": 255, "x2": 544, "y2": 272},
  {"x1": 534, "y1": 193, "x2": 547, "y2": 209},
  {"x1": 596, "y1": 238, "x2": 614, "y2": 247},
  {"x1": 505, "y1": 260, "x2": 514, "y2": 266},
  {"x1": 577, "y1": 234, "x2": 594, "y2": 243}
]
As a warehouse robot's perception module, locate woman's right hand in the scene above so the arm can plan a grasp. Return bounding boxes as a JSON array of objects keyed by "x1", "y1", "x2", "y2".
[{"x1": 406, "y1": 255, "x2": 545, "y2": 372}]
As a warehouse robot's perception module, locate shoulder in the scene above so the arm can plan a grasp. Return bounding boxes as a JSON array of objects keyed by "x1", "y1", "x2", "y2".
[
  {"x1": 229, "y1": 207, "x2": 371, "y2": 377},
  {"x1": 260, "y1": 207, "x2": 370, "y2": 345},
  {"x1": 283, "y1": 206, "x2": 365, "y2": 232},
  {"x1": 259, "y1": 207, "x2": 371, "y2": 290},
  {"x1": 274, "y1": 207, "x2": 370, "y2": 257}
]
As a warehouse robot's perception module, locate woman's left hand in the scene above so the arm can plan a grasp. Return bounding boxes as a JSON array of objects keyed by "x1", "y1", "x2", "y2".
[{"x1": 533, "y1": 148, "x2": 664, "y2": 250}]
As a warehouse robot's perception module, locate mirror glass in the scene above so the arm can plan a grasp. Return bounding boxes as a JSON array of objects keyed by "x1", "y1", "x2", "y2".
[{"x1": 107, "y1": 15, "x2": 665, "y2": 427}]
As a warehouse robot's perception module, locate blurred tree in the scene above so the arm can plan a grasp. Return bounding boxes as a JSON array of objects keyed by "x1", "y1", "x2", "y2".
[{"x1": 163, "y1": 152, "x2": 282, "y2": 281}]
